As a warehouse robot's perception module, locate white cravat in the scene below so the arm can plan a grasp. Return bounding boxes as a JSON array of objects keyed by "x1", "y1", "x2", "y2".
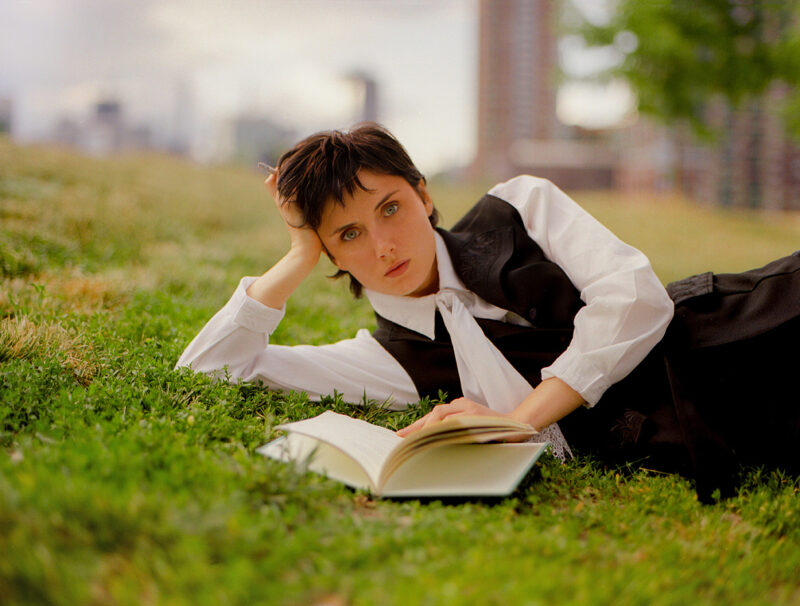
[{"x1": 434, "y1": 288, "x2": 572, "y2": 461}]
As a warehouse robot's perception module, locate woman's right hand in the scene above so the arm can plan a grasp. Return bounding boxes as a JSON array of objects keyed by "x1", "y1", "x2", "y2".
[
  {"x1": 245, "y1": 172, "x2": 325, "y2": 309},
  {"x1": 264, "y1": 173, "x2": 323, "y2": 265}
]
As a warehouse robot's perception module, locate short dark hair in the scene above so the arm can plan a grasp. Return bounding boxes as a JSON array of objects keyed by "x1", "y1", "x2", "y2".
[{"x1": 275, "y1": 123, "x2": 438, "y2": 297}]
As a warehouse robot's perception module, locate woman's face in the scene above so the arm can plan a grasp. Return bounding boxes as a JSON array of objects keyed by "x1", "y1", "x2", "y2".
[{"x1": 317, "y1": 170, "x2": 439, "y2": 297}]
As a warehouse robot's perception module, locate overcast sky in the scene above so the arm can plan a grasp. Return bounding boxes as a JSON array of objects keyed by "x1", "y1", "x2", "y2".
[{"x1": 1, "y1": 0, "x2": 627, "y2": 172}]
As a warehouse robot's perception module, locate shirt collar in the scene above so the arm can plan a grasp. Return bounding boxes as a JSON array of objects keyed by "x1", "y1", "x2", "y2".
[{"x1": 365, "y1": 231, "x2": 467, "y2": 340}]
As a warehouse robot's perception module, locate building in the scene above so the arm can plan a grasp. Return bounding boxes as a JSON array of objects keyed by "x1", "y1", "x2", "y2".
[
  {"x1": 473, "y1": 0, "x2": 800, "y2": 209},
  {"x1": 473, "y1": 0, "x2": 615, "y2": 189},
  {"x1": 617, "y1": 88, "x2": 800, "y2": 211},
  {"x1": 347, "y1": 71, "x2": 379, "y2": 123},
  {"x1": 682, "y1": 88, "x2": 800, "y2": 210},
  {"x1": 51, "y1": 99, "x2": 159, "y2": 156},
  {"x1": 227, "y1": 115, "x2": 295, "y2": 166},
  {"x1": 84, "y1": 100, "x2": 125, "y2": 155}
]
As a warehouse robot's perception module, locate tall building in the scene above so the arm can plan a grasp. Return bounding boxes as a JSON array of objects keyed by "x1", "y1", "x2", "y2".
[
  {"x1": 347, "y1": 71, "x2": 379, "y2": 123},
  {"x1": 84, "y1": 100, "x2": 124, "y2": 155},
  {"x1": 474, "y1": 0, "x2": 799, "y2": 207},
  {"x1": 476, "y1": 0, "x2": 558, "y2": 175},
  {"x1": 474, "y1": 0, "x2": 614, "y2": 188},
  {"x1": 689, "y1": 88, "x2": 800, "y2": 210},
  {"x1": 618, "y1": 86, "x2": 800, "y2": 211},
  {"x1": 228, "y1": 115, "x2": 294, "y2": 166}
]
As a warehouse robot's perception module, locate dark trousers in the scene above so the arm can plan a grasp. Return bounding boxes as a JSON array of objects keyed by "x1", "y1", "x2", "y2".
[{"x1": 560, "y1": 251, "x2": 800, "y2": 501}]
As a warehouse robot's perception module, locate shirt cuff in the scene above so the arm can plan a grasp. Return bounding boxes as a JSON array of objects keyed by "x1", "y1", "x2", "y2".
[
  {"x1": 230, "y1": 276, "x2": 286, "y2": 334},
  {"x1": 541, "y1": 355, "x2": 612, "y2": 408}
]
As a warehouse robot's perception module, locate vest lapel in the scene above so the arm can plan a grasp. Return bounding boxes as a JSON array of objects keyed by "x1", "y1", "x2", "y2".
[
  {"x1": 438, "y1": 226, "x2": 515, "y2": 308},
  {"x1": 438, "y1": 194, "x2": 584, "y2": 327}
]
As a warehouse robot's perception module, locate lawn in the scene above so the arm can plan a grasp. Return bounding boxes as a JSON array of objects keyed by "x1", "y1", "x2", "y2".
[{"x1": 1, "y1": 137, "x2": 799, "y2": 605}]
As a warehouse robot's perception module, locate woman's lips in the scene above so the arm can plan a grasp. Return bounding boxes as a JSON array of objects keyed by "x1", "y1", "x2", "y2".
[{"x1": 384, "y1": 260, "x2": 410, "y2": 278}]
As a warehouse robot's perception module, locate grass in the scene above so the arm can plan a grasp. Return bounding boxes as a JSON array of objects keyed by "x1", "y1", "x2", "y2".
[{"x1": 1, "y1": 136, "x2": 799, "y2": 605}]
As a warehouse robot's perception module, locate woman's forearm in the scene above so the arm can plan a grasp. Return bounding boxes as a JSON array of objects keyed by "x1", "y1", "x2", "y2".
[
  {"x1": 397, "y1": 376, "x2": 586, "y2": 437},
  {"x1": 246, "y1": 172, "x2": 324, "y2": 310},
  {"x1": 245, "y1": 247, "x2": 320, "y2": 310},
  {"x1": 510, "y1": 377, "x2": 586, "y2": 430}
]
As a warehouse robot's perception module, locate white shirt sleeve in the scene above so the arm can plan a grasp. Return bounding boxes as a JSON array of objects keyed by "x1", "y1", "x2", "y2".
[
  {"x1": 175, "y1": 277, "x2": 420, "y2": 409},
  {"x1": 489, "y1": 176, "x2": 674, "y2": 406}
]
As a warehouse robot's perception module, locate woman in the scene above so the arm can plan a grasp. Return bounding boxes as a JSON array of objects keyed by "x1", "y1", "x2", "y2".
[{"x1": 177, "y1": 124, "x2": 800, "y2": 501}]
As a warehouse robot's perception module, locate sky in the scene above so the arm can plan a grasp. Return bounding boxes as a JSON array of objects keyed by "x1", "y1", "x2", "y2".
[{"x1": 0, "y1": 0, "x2": 628, "y2": 173}]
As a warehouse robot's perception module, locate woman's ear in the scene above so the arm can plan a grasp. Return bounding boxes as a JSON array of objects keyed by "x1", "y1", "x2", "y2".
[
  {"x1": 318, "y1": 239, "x2": 343, "y2": 269},
  {"x1": 326, "y1": 250, "x2": 344, "y2": 270},
  {"x1": 416, "y1": 179, "x2": 434, "y2": 217}
]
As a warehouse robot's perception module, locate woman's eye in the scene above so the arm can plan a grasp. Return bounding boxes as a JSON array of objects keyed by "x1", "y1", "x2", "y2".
[
  {"x1": 384, "y1": 203, "x2": 399, "y2": 216},
  {"x1": 342, "y1": 228, "x2": 359, "y2": 242}
]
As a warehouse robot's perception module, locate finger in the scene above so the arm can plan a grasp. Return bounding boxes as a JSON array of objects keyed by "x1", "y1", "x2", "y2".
[
  {"x1": 417, "y1": 403, "x2": 464, "y2": 429},
  {"x1": 432, "y1": 399, "x2": 476, "y2": 419},
  {"x1": 396, "y1": 418, "x2": 424, "y2": 437},
  {"x1": 396, "y1": 413, "x2": 432, "y2": 437},
  {"x1": 396, "y1": 403, "x2": 451, "y2": 437},
  {"x1": 447, "y1": 397, "x2": 491, "y2": 415},
  {"x1": 258, "y1": 162, "x2": 277, "y2": 175},
  {"x1": 264, "y1": 173, "x2": 278, "y2": 196}
]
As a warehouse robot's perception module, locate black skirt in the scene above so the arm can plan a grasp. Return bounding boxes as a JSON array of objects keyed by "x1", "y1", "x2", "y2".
[{"x1": 559, "y1": 251, "x2": 800, "y2": 502}]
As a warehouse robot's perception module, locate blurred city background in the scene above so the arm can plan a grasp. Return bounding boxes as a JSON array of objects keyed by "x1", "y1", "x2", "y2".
[{"x1": 2, "y1": 0, "x2": 799, "y2": 210}]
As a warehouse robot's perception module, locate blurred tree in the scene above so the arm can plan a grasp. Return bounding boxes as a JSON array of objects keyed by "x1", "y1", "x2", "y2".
[{"x1": 576, "y1": 0, "x2": 800, "y2": 139}]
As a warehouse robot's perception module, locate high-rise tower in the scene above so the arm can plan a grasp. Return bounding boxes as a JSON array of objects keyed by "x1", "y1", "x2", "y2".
[
  {"x1": 474, "y1": 0, "x2": 613, "y2": 187},
  {"x1": 475, "y1": 0, "x2": 561, "y2": 177}
]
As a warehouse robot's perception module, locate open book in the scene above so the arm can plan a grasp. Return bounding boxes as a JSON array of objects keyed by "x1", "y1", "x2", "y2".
[{"x1": 257, "y1": 411, "x2": 548, "y2": 497}]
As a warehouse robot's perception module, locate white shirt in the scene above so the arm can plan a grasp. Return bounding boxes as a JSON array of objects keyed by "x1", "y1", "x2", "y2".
[{"x1": 176, "y1": 176, "x2": 674, "y2": 410}]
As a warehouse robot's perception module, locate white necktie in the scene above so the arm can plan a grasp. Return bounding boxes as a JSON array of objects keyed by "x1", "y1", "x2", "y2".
[{"x1": 435, "y1": 289, "x2": 572, "y2": 461}]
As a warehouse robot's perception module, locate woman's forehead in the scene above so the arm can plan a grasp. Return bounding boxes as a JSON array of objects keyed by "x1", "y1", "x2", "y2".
[
  {"x1": 346, "y1": 170, "x2": 408, "y2": 198},
  {"x1": 320, "y1": 172, "x2": 409, "y2": 224}
]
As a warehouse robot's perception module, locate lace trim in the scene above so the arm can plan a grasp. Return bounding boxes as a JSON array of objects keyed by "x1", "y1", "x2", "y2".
[{"x1": 529, "y1": 422, "x2": 573, "y2": 462}]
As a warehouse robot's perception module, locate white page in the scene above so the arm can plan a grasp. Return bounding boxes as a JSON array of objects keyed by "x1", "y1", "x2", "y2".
[
  {"x1": 275, "y1": 411, "x2": 403, "y2": 486},
  {"x1": 258, "y1": 435, "x2": 373, "y2": 491},
  {"x1": 381, "y1": 443, "x2": 547, "y2": 497}
]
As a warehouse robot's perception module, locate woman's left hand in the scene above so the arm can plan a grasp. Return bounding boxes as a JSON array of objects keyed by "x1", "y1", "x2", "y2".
[{"x1": 396, "y1": 397, "x2": 512, "y2": 438}]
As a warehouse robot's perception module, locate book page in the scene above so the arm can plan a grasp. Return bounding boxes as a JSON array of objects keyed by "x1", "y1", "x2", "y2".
[
  {"x1": 403, "y1": 415, "x2": 535, "y2": 445},
  {"x1": 275, "y1": 411, "x2": 403, "y2": 486},
  {"x1": 258, "y1": 435, "x2": 373, "y2": 491},
  {"x1": 380, "y1": 415, "x2": 537, "y2": 485},
  {"x1": 381, "y1": 442, "x2": 547, "y2": 497},
  {"x1": 380, "y1": 427, "x2": 534, "y2": 484}
]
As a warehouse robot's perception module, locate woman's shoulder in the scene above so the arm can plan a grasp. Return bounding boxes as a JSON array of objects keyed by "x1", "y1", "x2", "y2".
[
  {"x1": 449, "y1": 175, "x2": 561, "y2": 234},
  {"x1": 488, "y1": 174, "x2": 557, "y2": 198}
]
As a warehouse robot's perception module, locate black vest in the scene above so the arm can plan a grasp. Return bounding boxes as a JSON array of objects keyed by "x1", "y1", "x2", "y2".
[
  {"x1": 371, "y1": 193, "x2": 800, "y2": 501},
  {"x1": 372, "y1": 193, "x2": 680, "y2": 460},
  {"x1": 373, "y1": 194, "x2": 584, "y2": 401}
]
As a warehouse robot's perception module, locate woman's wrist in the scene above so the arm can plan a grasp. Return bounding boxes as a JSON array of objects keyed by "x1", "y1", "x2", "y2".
[
  {"x1": 246, "y1": 247, "x2": 320, "y2": 309},
  {"x1": 285, "y1": 241, "x2": 322, "y2": 271},
  {"x1": 511, "y1": 377, "x2": 586, "y2": 430},
  {"x1": 508, "y1": 407, "x2": 537, "y2": 431}
]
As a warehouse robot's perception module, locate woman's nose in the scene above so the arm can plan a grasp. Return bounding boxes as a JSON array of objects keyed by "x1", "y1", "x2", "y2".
[{"x1": 374, "y1": 231, "x2": 396, "y2": 258}]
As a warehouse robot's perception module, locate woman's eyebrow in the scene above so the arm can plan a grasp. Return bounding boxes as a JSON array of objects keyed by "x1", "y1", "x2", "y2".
[
  {"x1": 330, "y1": 222, "x2": 357, "y2": 237},
  {"x1": 328, "y1": 190, "x2": 400, "y2": 237},
  {"x1": 373, "y1": 190, "x2": 399, "y2": 211}
]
